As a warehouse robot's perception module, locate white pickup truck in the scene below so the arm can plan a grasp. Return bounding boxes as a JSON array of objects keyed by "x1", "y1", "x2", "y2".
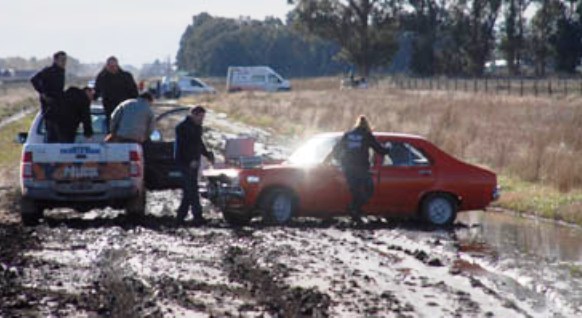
[{"x1": 17, "y1": 104, "x2": 183, "y2": 225}]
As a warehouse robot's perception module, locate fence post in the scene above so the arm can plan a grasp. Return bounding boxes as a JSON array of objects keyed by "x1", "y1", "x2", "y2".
[
  {"x1": 507, "y1": 78, "x2": 511, "y2": 95},
  {"x1": 473, "y1": 78, "x2": 477, "y2": 92},
  {"x1": 564, "y1": 78, "x2": 568, "y2": 96},
  {"x1": 454, "y1": 78, "x2": 457, "y2": 91},
  {"x1": 520, "y1": 78, "x2": 524, "y2": 96},
  {"x1": 548, "y1": 79, "x2": 552, "y2": 96},
  {"x1": 485, "y1": 77, "x2": 488, "y2": 92}
]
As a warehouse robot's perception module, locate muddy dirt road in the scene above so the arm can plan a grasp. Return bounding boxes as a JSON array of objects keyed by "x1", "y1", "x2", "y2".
[{"x1": 1, "y1": 107, "x2": 580, "y2": 317}]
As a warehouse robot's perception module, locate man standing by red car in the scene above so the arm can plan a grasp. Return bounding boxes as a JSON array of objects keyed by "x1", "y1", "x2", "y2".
[
  {"x1": 174, "y1": 105, "x2": 215, "y2": 226},
  {"x1": 331, "y1": 115, "x2": 389, "y2": 223}
]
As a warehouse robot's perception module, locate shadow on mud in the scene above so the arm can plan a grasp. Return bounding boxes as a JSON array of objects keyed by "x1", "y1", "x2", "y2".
[{"x1": 37, "y1": 213, "x2": 464, "y2": 235}]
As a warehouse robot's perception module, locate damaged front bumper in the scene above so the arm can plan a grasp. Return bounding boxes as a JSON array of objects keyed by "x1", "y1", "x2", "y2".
[{"x1": 203, "y1": 180, "x2": 248, "y2": 212}]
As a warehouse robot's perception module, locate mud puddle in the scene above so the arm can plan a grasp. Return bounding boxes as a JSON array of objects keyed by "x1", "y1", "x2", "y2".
[{"x1": 452, "y1": 210, "x2": 582, "y2": 316}]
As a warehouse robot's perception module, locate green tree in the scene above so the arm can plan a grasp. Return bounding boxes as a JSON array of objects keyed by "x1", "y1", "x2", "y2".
[
  {"x1": 500, "y1": 0, "x2": 531, "y2": 75},
  {"x1": 176, "y1": 13, "x2": 347, "y2": 77},
  {"x1": 551, "y1": 0, "x2": 582, "y2": 73},
  {"x1": 289, "y1": 0, "x2": 401, "y2": 76},
  {"x1": 401, "y1": 0, "x2": 450, "y2": 75},
  {"x1": 529, "y1": 0, "x2": 563, "y2": 76}
]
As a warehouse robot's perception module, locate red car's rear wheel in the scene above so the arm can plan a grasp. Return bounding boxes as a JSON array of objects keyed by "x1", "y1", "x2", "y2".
[{"x1": 422, "y1": 194, "x2": 457, "y2": 226}]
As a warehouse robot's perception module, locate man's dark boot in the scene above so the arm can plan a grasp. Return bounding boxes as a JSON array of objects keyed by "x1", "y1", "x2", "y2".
[
  {"x1": 349, "y1": 208, "x2": 363, "y2": 225},
  {"x1": 175, "y1": 210, "x2": 187, "y2": 226},
  {"x1": 192, "y1": 215, "x2": 208, "y2": 227}
]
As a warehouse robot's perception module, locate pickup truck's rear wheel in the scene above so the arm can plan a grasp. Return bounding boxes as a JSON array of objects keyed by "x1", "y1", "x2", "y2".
[
  {"x1": 421, "y1": 194, "x2": 457, "y2": 226},
  {"x1": 263, "y1": 189, "x2": 296, "y2": 225},
  {"x1": 222, "y1": 210, "x2": 251, "y2": 227},
  {"x1": 125, "y1": 192, "x2": 146, "y2": 218},
  {"x1": 21, "y1": 198, "x2": 43, "y2": 226}
]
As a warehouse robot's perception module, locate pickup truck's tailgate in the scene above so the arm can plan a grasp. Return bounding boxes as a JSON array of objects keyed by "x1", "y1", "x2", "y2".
[{"x1": 26, "y1": 144, "x2": 138, "y2": 181}]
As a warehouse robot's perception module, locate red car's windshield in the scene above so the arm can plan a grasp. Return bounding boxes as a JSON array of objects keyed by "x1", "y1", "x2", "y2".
[{"x1": 287, "y1": 135, "x2": 339, "y2": 165}]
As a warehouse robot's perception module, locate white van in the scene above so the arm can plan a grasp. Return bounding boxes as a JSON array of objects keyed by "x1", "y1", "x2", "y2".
[{"x1": 226, "y1": 66, "x2": 291, "y2": 92}]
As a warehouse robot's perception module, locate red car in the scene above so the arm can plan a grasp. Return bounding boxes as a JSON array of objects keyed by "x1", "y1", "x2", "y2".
[{"x1": 203, "y1": 132, "x2": 499, "y2": 226}]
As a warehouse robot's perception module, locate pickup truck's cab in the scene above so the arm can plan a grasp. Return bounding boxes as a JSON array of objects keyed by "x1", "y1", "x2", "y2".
[{"x1": 17, "y1": 105, "x2": 183, "y2": 225}]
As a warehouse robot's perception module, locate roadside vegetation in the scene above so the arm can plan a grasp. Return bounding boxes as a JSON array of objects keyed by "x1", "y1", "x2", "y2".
[
  {"x1": 0, "y1": 84, "x2": 36, "y2": 123},
  {"x1": 184, "y1": 77, "x2": 582, "y2": 225},
  {"x1": 0, "y1": 113, "x2": 34, "y2": 187}
]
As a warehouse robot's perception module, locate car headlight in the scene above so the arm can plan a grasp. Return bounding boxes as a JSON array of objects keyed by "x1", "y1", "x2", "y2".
[{"x1": 246, "y1": 175, "x2": 260, "y2": 184}]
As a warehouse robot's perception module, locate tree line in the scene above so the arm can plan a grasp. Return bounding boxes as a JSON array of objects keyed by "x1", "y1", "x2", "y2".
[
  {"x1": 176, "y1": 12, "x2": 349, "y2": 77},
  {"x1": 178, "y1": 1, "x2": 582, "y2": 78}
]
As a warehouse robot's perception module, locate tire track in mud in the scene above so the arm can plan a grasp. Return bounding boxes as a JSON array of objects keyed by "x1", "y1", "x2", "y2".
[
  {"x1": 0, "y1": 223, "x2": 111, "y2": 317},
  {"x1": 245, "y1": 219, "x2": 537, "y2": 317},
  {"x1": 223, "y1": 245, "x2": 331, "y2": 317}
]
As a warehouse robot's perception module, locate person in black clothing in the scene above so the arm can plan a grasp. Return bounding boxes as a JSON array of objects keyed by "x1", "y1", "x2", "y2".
[
  {"x1": 58, "y1": 86, "x2": 94, "y2": 143},
  {"x1": 330, "y1": 115, "x2": 389, "y2": 223},
  {"x1": 30, "y1": 51, "x2": 66, "y2": 143},
  {"x1": 94, "y1": 56, "x2": 138, "y2": 132},
  {"x1": 174, "y1": 105, "x2": 215, "y2": 225}
]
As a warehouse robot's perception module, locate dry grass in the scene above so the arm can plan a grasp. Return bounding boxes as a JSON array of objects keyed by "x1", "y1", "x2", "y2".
[{"x1": 0, "y1": 84, "x2": 36, "y2": 122}]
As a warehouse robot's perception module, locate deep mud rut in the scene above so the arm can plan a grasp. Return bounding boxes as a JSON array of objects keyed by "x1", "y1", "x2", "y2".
[{"x1": 1, "y1": 107, "x2": 578, "y2": 317}]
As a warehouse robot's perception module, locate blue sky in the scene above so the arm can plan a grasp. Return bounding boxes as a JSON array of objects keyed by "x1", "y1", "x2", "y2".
[{"x1": 0, "y1": 0, "x2": 293, "y2": 66}]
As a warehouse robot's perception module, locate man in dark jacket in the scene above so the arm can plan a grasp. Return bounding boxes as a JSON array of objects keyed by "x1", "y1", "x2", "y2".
[
  {"x1": 174, "y1": 105, "x2": 215, "y2": 225},
  {"x1": 330, "y1": 115, "x2": 389, "y2": 223},
  {"x1": 30, "y1": 51, "x2": 66, "y2": 143},
  {"x1": 58, "y1": 86, "x2": 94, "y2": 143},
  {"x1": 94, "y1": 56, "x2": 138, "y2": 131}
]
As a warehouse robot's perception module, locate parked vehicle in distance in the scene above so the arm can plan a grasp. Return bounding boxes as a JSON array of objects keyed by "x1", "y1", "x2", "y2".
[
  {"x1": 203, "y1": 132, "x2": 499, "y2": 226},
  {"x1": 226, "y1": 66, "x2": 291, "y2": 92},
  {"x1": 16, "y1": 105, "x2": 183, "y2": 225},
  {"x1": 160, "y1": 74, "x2": 215, "y2": 98}
]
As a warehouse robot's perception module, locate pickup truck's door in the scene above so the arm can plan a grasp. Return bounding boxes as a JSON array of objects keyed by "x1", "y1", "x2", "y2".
[
  {"x1": 143, "y1": 141, "x2": 182, "y2": 189},
  {"x1": 143, "y1": 107, "x2": 190, "y2": 190}
]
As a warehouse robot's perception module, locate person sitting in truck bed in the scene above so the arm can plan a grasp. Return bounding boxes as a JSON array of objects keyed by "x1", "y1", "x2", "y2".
[
  {"x1": 58, "y1": 86, "x2": 94, "y2": 143},
  {"x1": 107, "y1": 92, "x2": 155, "y2": 143}
]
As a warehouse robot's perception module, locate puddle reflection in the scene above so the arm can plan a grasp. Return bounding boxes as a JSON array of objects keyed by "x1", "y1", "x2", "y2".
[{"x1": 456, "y1": 210, "x2": 582, "y2": 315}]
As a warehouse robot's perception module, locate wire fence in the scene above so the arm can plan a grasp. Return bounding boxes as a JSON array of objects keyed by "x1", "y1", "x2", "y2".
[{"x1": 390, "y1": 76, "x2": 582, "y2": 97}]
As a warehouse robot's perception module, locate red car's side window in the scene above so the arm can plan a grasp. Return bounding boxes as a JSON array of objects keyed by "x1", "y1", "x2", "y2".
[{"x1": 381, "y1": 142, "x2": 430, "y2": 167}]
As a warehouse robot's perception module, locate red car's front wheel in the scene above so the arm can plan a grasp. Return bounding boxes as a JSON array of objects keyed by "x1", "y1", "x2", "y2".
[{"x1": 263, "y1": 189, "x2": 296, "y2": 225}]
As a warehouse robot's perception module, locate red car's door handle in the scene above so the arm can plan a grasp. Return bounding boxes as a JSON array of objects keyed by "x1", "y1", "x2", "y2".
[{"x1": 418, "y1": 170, "x2": 432, "y2": 176}]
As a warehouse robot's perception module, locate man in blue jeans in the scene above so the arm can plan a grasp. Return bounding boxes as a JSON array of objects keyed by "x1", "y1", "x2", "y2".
[
  {"x1": 331, "y1": 115, "x2": 389, "y2": 223},
  {"x1": 174, "y1": 105, "x2": 214, "y2": 226}
]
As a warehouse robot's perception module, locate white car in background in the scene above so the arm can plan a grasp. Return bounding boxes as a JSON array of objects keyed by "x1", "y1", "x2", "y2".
[
  {"x1": 161, "y1": 75, "x2": 215, "y2": 98},
  {"x1": 226, "y1": 66, "x2": 291, "y2": 92}
]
